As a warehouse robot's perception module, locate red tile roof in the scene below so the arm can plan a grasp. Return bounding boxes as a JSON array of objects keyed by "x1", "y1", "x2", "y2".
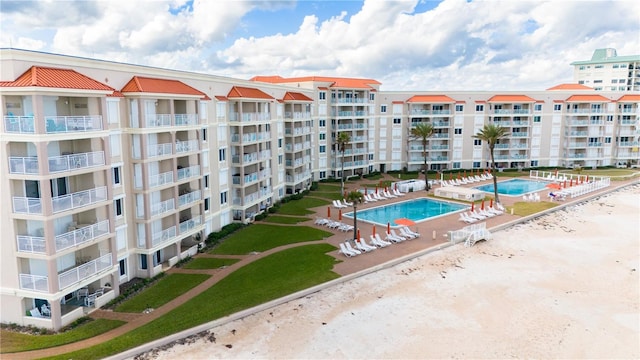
[
  {"x1": 406, "y1": 95, "x2": 456, "y2": 103},
  {"x1": 282, "y1": 92, "x2": 313, "y2": 102},
  {"x1": 121, "y1": 76, "x2": 207, "y2": 98},
  {"x1": 227, "y1": 86, "x2": 274, "y2": 100},
  {"x1": 392, "y1": 101, "x2": 405, "y2": 104},
  {"x1": 547, "y1": 83, "x2": 593, "y2": 91},
  {"x1": 107, "y1": 91, "x2": 125, "y2": 98},
  {"x1": 618, "y1": 94, "x2": 640, "y2": 102},
  {"x1": 565, "y1": 94, "x2": 612, "y2": 102},
  {"x1": 488, "y1": 95, "x2": 537, "y2": 103},
  {"x1": 0, "y1": 66, "x2": 114, "y2": 92},
  {"x1": 215, "y1": 96, "x2": 229, "y2": 101}
]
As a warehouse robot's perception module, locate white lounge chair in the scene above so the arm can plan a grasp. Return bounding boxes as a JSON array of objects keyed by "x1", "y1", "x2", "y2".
[
  {"x1": 344, "y1": 241, "x2": 362, "y2": 255},
  {"x1": 495, "y1": 202, "x2": 506, "y2": 212},
  {"x1": 401, "y1": 226, "x2": 420, "y2": 237},
  {"x1": 373, "y1": 234, "x2": 392, "y2": 247},
  {"x1": 390, "y1": 229, "x2": 408, "y2": 241},
  {"x1": 342, "y1": 199, "x2": 353, "y2": 206},
  {"x1": 373, "y1": 193, "x2": 385, "y2": 201},
  {"x1": 361, "y1": 238, "x2": 378, "y2": 251},
  {"x1": 383, "y1": 190, "x2": 396, "y2": 198},
  {"x1": 339, "y1": 242, "x2": 357, "y2": 257},
  {"x1": 385, "y1": 232, "x2": 403, "y2": 243},
  {"x1": 459, "y1": 212, "x2": 477, "y2": 223},
  {"x1": 393, "y1": 189, "x2": 405, "y2": 196},
  {"x1": 399, "y1": 227, "x2": 418, "y2": 239},
  {"x1": 364, "y1": 194, "x2": 377, "y2": 202},
  {"x1": 487, "y1": 206, "x2": 503, "y2": 215},
  {"x1": 354, "y1": 239, "x2": 375, "y2": 253},
  {"x1": 333, "y1": 200, "x2": 347, "y2": 209}
]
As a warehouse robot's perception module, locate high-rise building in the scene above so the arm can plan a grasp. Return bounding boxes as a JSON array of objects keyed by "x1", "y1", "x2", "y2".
[
  {"x1": 1, "y1": 48, "x2": 639, "y2": 330},
  {"x1": 571, "y1": 48, "x2": 640, "y2": 91}
]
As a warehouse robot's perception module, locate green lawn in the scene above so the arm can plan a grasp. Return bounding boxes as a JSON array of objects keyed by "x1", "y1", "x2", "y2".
[
  {"x1": 316, "y1": 183, "x2": 341, "y2": 192},
  {"x1": 261, "y1": 215, "x2": 311, "y2": 224},
  {"x1": 46, "y1": 244, "x2": 339, "y2": 360},
  {"x1": 0, "y1": 319, "x2": 124, "y2": 353},
  {"x1": 511, "y1": 201, "x2": 559, "y2": 216},
  {"x1": 181, "y1": 257, "x2": 240, "y2": 269},
  {"x1": 277, "y1": 197, "x2": 331, "y2": 215},
  {"x1": 115, "y1": 273, "x2": 210, "y2": 313},
  {"x1": 209, "y1": 224, "x2": 332, "y2": 255}
]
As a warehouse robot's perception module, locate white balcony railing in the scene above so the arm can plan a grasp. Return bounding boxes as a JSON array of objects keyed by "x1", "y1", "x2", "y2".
[
  {"x1": 9, "y1": 157, "x2": 39, "y2": 174},
  {"x1": 175, "y1": 140, "x2": 199, "y2": 153},
  {"x1": 16, "y1": 235, "x2": 46, "y2": 254},
  {"x1": 19, "y1": 274, "x2": 49, "y2": 292},
  {"x1": 45, "y1": 116, "x2": 103, "y2": 133},
  {"x1": 148, "y1": 143, "x2": 173, "y2": 158},
  {"x1": 12, "y1": 197, "x2": 43, "y2": 214},
  {"x1": 146, "y1": 114, "x2": 172, "y2": 127},
  {"x1": 52, "y1": 186, "x2": 108, "y2": 213},
  {"x1": 49, "y1": 151, "x2": 105, "y2": 173},
  {"x1": 151, "y1": 226, "x2": 177, "y2": 247},
  {"x1": 55, "y1": 220, "x2": 110, "y2": 252},
  {"x1": 179, "y1": 216, "x2": 202, "y2": 234},
  {"x1": 175, "y1": 114, "x2": 198, "y2": 126},
  {"x1": 4, "y1": 115, "x2": 35, "y2": 133},
  {"x1": 58, "y1": 253, "x2": 112, "y2": 290},
  {"x1": 149, "y1": 198, "x2": 176, "y2": 217},
  {"x1": 177, "y1": 165, "x2": 200, "y2": 181},
  {"x1": 149, "y1": 171, "x2": 174, "y2": 188},
  {"x1": 178, "y1": 190, "x2": 201, "y2": 207}
]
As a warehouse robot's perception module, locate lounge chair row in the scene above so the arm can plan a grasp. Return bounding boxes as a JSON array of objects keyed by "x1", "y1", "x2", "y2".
[
  {"x1": 315, "y1": 217, "x2": 355, "y2": 232},
  {"x1": 362, "y1": 189, "x2": 405, "y2": 203},
  {"x1": 442, "y1": 173, "x2": 491, "y2": 186},
  {"x1": 338, "y1": 226, "x2": 421, "y2": 257},
  {"x1": 332, "y1": 199, "x2": 353, "y2": 209},
  {"x1": 522, "y1": 193, "x2": 541, "y2": 202},
  {"x1": 458, "y1": 203, "x2": 505, "y2": 224}
]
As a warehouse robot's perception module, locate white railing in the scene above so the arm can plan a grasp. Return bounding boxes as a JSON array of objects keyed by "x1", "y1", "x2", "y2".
[
  {"x1": 45, "y1": 116, "x2": 102, "y2": 133},
  {"x1": 151, "y1": 226, "x2": 177, "y2": 247},
  {"x1": 175, "y1": 140, "x2": 199, "y2": 153},
  {"x1": 52, "y1": 186, "x2": 108, "y2": 213},
  {"x1": 58, "y1": 253, "x2": 112, "y2": 290},
  {"x1": 55, "y1": 220, "x2": 110, "y2": 252},
  {"x1": 19, "y1": 274, "x2": 49, "y2": 292},
  {"x1": 149, "y1": 171, "x2": 174, "y2": 188},
  {"x1": 49, "y1": 151, "x2": 105, "y2": 173},
  {"x1": 4, "y1": 115, "x2": 35, "y2": 133},
  {"x1": 148, "y1": 143, "x2": 173, "y2": 158},
  {"x1": 9, "y1": 157, "x2": 39, "y2": 174},
  {"x1": 177, "y1": 165, "x2": 200, "y2": 181},
  {"x1": 146, "y1": 114, "x2": 172, "y2": 127},
  {"x1": 179, "y1": 216, "x2": 202, "y2": 234},
  {"x1": 175, "y1": 114, "x2": 198, "y2": 126},
  {"x1": 17, "y1": 235, "x2": 46, "y2": 254},
  {"x1": 149, "y1": 198, "x2": 176, "y2": 217},
  {"x1": 178, "y1": 190, "x2": 201, "y2": 207},
  {"x1": 12, "y1": 197, "x2": 43, "y2": 214}
]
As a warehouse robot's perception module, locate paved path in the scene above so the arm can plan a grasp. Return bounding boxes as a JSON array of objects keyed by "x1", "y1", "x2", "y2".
[{"x1": 4, "y1": 173, "x2": 637, "y2": 359}]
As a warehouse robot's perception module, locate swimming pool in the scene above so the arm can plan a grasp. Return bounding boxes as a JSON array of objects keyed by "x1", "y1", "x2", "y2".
[
  {"x1": 344, "y1": 198, "x2": 467, "y2": 226},
  {"x1": 474, "y1": 178, "x2": 547, "y2": 196}
]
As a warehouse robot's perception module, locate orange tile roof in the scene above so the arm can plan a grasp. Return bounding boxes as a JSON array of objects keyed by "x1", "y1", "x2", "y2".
[
  {"x1": 227, "y1": 86, "x2": 274, "y2": 100},
  {"x1": 488, "y1": 95, "x2": 537, "y2": 103},
  {"x1": 0, "y1": 66, "x2": 114, "y2": 92},
  {"x1": 392, "y1": 101, "x2": 405, "y2": 104},
  {"x1": 107, "y1": 91, "x2": 125, "y2": 98},
  {"x1": 547, "y1": 83, "x2": 593, "y2": 91},
  {"x1": 121, "y1": 76, "x2": 207, "y2": 98},
  {"x1": 215, "y1": 96, "x2": 228, "y2": 101},
  {"x1": 282, "y1": 92, "x2": 313, "y2": 102},
  {"x1": 565, "y1": 94, "x2": 612, "y2": 102},
  {"x1": 618, "y1": 94, "x2": 640, "y2": 102},
  {"x1": 407, "y1": 95, "x2": 456, "y2": 103}
]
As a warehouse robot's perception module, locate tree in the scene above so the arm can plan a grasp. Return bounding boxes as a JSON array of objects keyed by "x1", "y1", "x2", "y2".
[
  {"x1": 345, "y1": 190, "x2": 365, "y2": 242},
  {"x1": 409, "y1": 122, "x2": 435, "y2": 191},
  {"x1": 336, "y1": 132, "x2": 351, "y2": 197},
  {"x1": 473, "y1": 124, "x2": 510, "y2": 204}
]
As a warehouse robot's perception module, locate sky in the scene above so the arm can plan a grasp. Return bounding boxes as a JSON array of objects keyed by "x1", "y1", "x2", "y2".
[{"x1": 1, "y1": 0, "x2": 639, "y2": 91}]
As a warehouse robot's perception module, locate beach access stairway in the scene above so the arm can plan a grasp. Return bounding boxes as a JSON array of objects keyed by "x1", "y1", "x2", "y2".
[{"x1": 448, "y1": 222, "x2": 492, "y2": 247}]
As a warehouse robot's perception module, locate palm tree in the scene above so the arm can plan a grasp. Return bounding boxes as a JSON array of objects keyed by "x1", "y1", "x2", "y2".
[
  {"x1": 473, "y1": 124, "x2": 510, "y2": 204},
  {"x1": 336, "y1": 132, "x2": 351, "y2": 196},
  {"x1": 409, "y1": 123, "x2": 435, "y2": 191},
  {"x1": 345, "y1": 190, "x2": 365, "y2": 241}
]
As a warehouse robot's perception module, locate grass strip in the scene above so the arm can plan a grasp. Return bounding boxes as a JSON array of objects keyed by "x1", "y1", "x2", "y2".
[
  {"x1": 115, "y1": 274, "x2": 210, "y2": 313},
  {"x1": 181, "y1": 257, "x2": 239, "y2": 270},
  {"x1": 210, "y1": 224, "x2": 332, "y2": 255},
  {"x1": 261, "y1": 215, "x2": 310, "y2": 224},
  {"x1": 511, "y1": 201, "x2": 559, "y2": 216},
  {"x1": 45, "y1": 244, "x2": 339, "y2": 360},
  {"x1": 0, "y1": 319, "x2": 124, "y2": 353},
  {"x1": 277, "y1": 197, "x2": 330, "y2": 215}
]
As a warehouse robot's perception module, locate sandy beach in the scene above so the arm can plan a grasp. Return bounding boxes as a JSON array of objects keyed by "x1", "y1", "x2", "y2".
[{"x1": 143, "y1": 185, "x2": 640, "y2": 359}]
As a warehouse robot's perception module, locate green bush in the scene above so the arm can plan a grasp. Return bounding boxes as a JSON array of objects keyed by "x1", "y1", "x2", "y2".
[
  {"x1": 205, "y1": 223, "x2": 246, "y2": 246},
  {"x1": 310, "y1": 181, "x2": 319, "y2": 191}
]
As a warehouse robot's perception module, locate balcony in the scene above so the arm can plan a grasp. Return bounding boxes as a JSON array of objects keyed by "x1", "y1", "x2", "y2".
[
  {"x1": 149, "y1": 198, "x2": 176, "y2": 217},
  {"x1": 284, "y1": 126, "x2": 312, "y2": 135},
  {"x1": 176, "y1": 140, "x2": 199, "y2": 154},
  {"x1": 179, "y1": 216, "x2": 202, "y2": 234},
  {"x1": 286, "y1": 171, "x2": 311, "y2": 183},
  {"x1": 12, "y1": 197, "x2": 42, "y2": 214},
  {"x1": 58, "y1": 253, "x2": 112, "y2": 290},
  {"x1": 4, "y1": 115, "x2": 35, "y2": 133},
  {"x1": 177, "y1": 165, "x2": 200, "y2": 181},
  {"x1": 49, "y1": 151, "x2": 105, "y2": 173},
  {"x1": 146, "y1": 114, "x2": 172, "y2": 127},
  {"x1": 174, "y1": 114, "x2": 198, "y2": 126},
  {"x1": 511, "y1": 132, "x2": 529, "y2": 137},
  {"x1": 151, "y1": 226, "x2": 177, "y2": 247},
  {"x1": 178, "y1": 190, "x2": 201, "y2": 207},
  {"x1": 229, "y1": 112, "x2": 271, "y2": 122},
  {"x1": 230, "y1": 132, "x2": 271, "y2": 144},
  {"x1": 618, "y1": 141, "x2": 639, "y2": 147},
  {"x1": 19, "y1": 274, "x2": 48, "y2": 292},
  {"x1": 52, "y1": 186, "x2": 108, "y2": 214},
  {"x1": 45, "y1": 116, "x2": 103, "y2": 133},
  {"x1": 149, "y1": 171, "x2": 174, "y2": 188},
  {"x1": 16, "y1": 235, "x2": 46, "y2": 254},
  {"x1": 9, "y1": 157, "x2": 39, "y2": 174},
  {"x1": 55, "y1": 220, "x2": 110, "y2": 252},
  {"x1": 284, "y1": 112, "x2": 312, "y2": 119},
  {"x1": 148, "y1": 143, "x2": 173, "y2": 158}
]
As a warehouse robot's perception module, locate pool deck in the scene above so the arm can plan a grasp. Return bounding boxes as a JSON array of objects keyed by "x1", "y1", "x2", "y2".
[{"x1": 310, "y1": 174, "x2": 639, "y2": 276}]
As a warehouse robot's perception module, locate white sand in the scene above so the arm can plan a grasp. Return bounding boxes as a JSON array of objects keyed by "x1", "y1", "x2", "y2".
[{"x1": 147, "y1": 186, "x2": 640, "y2": 359}]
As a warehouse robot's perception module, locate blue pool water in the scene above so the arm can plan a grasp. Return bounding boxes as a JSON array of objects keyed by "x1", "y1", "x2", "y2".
[
  {"x1": 344, "y1": 198, "x2": 467, "y2": 226},
  {"x1": 474, "y1": 178, "x2": 547, "y2": 196}
]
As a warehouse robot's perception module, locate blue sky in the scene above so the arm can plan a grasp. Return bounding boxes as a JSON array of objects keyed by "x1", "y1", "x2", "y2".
[{"x1": 1, "y1": 0, "x2": 638, "y2": 91}]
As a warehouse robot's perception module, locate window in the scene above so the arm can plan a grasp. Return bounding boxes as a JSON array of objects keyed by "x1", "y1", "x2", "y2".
[
  {"x1": 606, "y1": 115, "x2": 613, "y2": 121},
  {"x1": 579, "y1": 66, "x2": 585, "y2": 70},
  {"x1": 393, "y1": 118, "x2": 401, "y2": 124},
  {"x1": 380, "y1": 105, "x2": 387, "y2": 113},
  {"x1": 533, "y1": 116, "x2": 541, "y2": 123},
  {"x1": 473, "y1": 161, "x2": 481, "y2": 168},
  {"x1": 534, "y1": 104, "x2": 542, "y2": 111},
  {"x1": 475, "y1": 104, "x2": 484, "y2": 112},
  {"x1": 319, "y1": 92, "x2": 326, "y2": 100},
  {"x1": 454, "y1": 128, "x2": 462, "y2": 135},
  {"x1": 140, "y1": 254, "x2": 147, "y2": 270},
  {"x1": 319, "y1": 119, "x2": 326, "y2": 127},
  {"x1": 319, "y1": 133, "x2": 326, "y2": 140},
  {"x1": 319, "y1": 171, "x2": 326, "y2": 179},
  {"x1": 220, "y1": 191, "x2": 228, "y2": 205},
  {"x1": 202, "y1": 128, "x2": 207, "y2": 141},
  {"x1": 455, "y1": 104, "x2": 464, "y2": 112},
  {"x1": 530, "y1": 160, "x2": 538, "y2": 167},
  {"x1": 473, "y1": 139, "x2": 482, "y2": 146},
  {"x1": 204, "y1": 198, "x2": 210, "y2": 212},
  {"x1": 595, "y1": 65, "x2": 604, "y2": 69},
  {"x1": 218, "y1": 148, "x2": 226, "y2": 162},
  {"x1": 594, "y1": 80, "x2": 603, "y2": 84},
  {"x1": 553, "y1": 104, "x2": 562, "y2": 111},
  {"x1": 119, "y1": 259, "x2": 126, "y2": 276},
  {"x1": 613, "y1": 64, "x2": 619, "y2": 69},
  {"x1": 578, "y1": 80, "x2": 585, "y2": 84},
  {"x1": 319, "y1": 145, "x2": 326, "y2": 153},
  {"x1": 452, "y1": 162, "x2": 460, "y2": 169},
  {"x1": 278, "y1": 138, "x2": 282, "y2": 148},
  {"x1": 112, "y1": 166, "x2": 121, "y2": 186},
  {"x1": 594, "y1": 87, "x2": 602, "y2": 91},
  {"x1": 204, "y1": 175, "x2": 209, "y2": 189},
  {"x1": 369, "y1": 93, "x2": 375, "y2": 101},
  {"x1": 278, "y1": 155, "x2": 283, "y2": 164},
  {"x1": 114, "y1": 198, "x2": 123, "y2": 217},
  {"x1": 605, "y1": 137, "x2": 612, "y2": 144},
  {"x1": 611, "y1": 79, "x2": 618, "y2": 84}
]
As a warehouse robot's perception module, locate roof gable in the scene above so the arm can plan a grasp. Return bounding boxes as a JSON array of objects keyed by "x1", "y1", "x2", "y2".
[
  {"x1": 0, "y1": 66, "x2": 114, "y2": 92},
  {"x1": 282, "y1": 92, "x2": 313, "y2": 102},
  {"x1": 227, "y1": 86, "x2": 274, "y2": 100},
  {"x1": 617, "y1": 94, "x2": 640, "y2": 102},
  {"x1": 406, "y1": 95, "x2": 456, "y2": 103},
  {"x1": 488, "y1": 95, "x2": 537, "y2": 103},
  {"x1": 565, "y1": 94, "x2": 612, "y2": 102},
  {"x1": 121, "y1": 76, "x2": 207, "y2": 98},
  {"x1": 547, "y1": 83, "x2": 593, "y2": 91}
]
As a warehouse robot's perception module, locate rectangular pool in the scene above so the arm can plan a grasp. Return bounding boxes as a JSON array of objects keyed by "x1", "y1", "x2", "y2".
[
  {"x1": 474, "y1": 178, "x2": 547, "y2": 196},
  {"x1": 344, "y1": 198, "x2": 467, "y2": 226}
]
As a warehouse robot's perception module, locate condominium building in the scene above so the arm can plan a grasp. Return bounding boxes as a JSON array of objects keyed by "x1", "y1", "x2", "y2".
[
  {"x1": 571, "y1": 48, "x2": 640, "y2": 91},
  {"x1": 1, "y1": 48, "x2": 639, "y2": 330}
]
